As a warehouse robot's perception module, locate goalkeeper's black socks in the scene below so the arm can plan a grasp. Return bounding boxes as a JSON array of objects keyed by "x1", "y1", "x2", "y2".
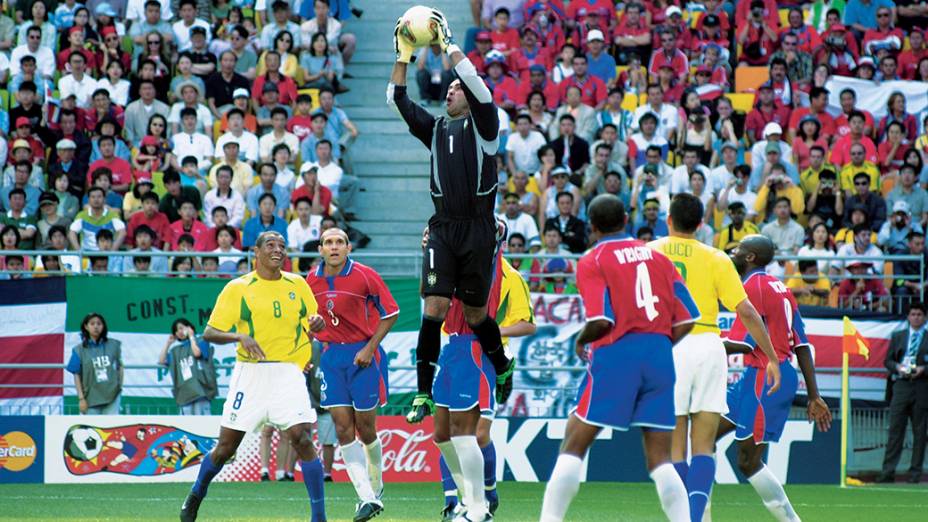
[
  {"x1": 470, "y1": 315, "x2": 509, "y2": 374},
  {"x1": 415, "y1": 315, "x2": 443, "y2": 395}
]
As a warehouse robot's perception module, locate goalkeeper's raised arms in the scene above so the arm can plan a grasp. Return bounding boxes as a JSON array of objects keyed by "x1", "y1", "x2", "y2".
[{"x1": 393, "y1": 17, "x2": 416, "y2": 64}]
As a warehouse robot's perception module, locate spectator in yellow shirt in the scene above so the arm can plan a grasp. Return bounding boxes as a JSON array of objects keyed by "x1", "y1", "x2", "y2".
[
  {"x1": 716, "y1": 201, "x2": 760, "y2": 253},
  {"x1": 786, "y1": 260, "x2": 832, "y2": 306},
  {"x1": 799, "y1": 145, "x2": 837, "y2": 198},
  {"x1": 834, "y1": 204, "x2": 878, "y2": 247},
  {"x1": 839, "y1": 143, "x2": 881, "y2": 196},
  {"x1": 754, "y1": 165, "x2": 805, "y2": 223}
]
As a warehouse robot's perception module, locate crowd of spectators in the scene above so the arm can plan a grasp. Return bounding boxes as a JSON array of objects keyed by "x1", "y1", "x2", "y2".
[
  {"x1": 421, "y1": 0, "x2": 928, "y2": 312},
  {"x1": 0, "y1": 0, "x2": 365, "y2": 278}
]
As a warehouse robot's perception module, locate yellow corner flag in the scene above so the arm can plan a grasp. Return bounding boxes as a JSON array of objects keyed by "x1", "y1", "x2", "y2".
[{"x1": 840, "y1": 317, "x2": 871, "y2": 488}]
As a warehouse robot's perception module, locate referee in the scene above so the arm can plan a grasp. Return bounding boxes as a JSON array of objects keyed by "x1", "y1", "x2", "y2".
[{"x1": 388, "y1": 10, "x2": 515, "y2": 423}]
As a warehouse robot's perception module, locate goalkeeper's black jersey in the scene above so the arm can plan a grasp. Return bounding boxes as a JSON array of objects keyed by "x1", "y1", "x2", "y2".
[{"x1": 391, "y1": 59, "x2": 499, "y2": 221}]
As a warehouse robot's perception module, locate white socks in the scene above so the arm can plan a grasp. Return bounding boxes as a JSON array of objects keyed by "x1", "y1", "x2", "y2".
[
  {"x1": 540, "y1": 454, "x2": 582, "y2": 522},
  {"x1": 365, "y1": 439, "x2": 384, "y2": 496},
  {"x1": 747, "y1": 465, "x2": 801, "y2": 522},
  {"x1": 450, "y1": 435, "x2": 488, "y2": 518},
  {"x1": 341, "y1": 440, "x2": 377, "y2": 503},
  {"x1": 651, "y1": 462, "x2": 690, "y2": 522},
  {"x1": 275, "y1": 469, "x2": 285, "y2": 480}
]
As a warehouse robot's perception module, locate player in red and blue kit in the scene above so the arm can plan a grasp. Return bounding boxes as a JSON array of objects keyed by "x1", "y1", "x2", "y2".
[
  {"x1": 306, "y1": 228, "x2": 399, "y2": 522},
  {"x1": 540, "y1": 195, "x2": 700, "y2": 522},
  {"x1": 720, "y1": 235, "x2": 832, "y2": 522}
]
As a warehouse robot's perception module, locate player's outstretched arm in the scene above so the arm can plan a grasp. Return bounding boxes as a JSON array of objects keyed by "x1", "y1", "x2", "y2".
[
  {"x1": 203, "y1": 325, "x2": 266, "y2": 361},
  {"x1": 734, "y1": 299, "x2": 781, "y2": 394},
  {"x1": 796, "y1": 345, "x2": 832, "y2": 432},
  {"x1": 388, "y1": 18, "x2": 436, "y2": 148}
]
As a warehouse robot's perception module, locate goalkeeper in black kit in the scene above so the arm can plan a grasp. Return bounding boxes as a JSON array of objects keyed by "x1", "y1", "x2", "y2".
[{"x1": 387, "y1": 9, "x2": 515, "y2": 425}]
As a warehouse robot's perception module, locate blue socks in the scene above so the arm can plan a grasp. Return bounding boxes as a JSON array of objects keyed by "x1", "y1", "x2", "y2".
[
  {"x1": 482, "y1": 443, "x2": 498, "y2": 504},
  {"x1": 300, "y1": 459, "x2": 327, "y2": 522},
  {"x1": 686, "y1": 455, "x2": 715, "y2": 522},
  {"x1": 439, "y1": 454, "x2": 458, "y2": 506},
  {"x1": 672, "y1": 460, "x2": 689, "y2": 483},
  {"x1": 191, "y1": 452, "x2": 223, "y2": 498}
]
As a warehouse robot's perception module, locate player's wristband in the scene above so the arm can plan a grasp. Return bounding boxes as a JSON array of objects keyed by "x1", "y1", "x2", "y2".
[{"x1": 447, "y1": 44, "x2": 462, "y2": 56}]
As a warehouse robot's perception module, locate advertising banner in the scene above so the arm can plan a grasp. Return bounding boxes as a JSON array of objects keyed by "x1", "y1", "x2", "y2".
[{"x1": 0, "y1": 415, "x2": 44, "y2": 484}]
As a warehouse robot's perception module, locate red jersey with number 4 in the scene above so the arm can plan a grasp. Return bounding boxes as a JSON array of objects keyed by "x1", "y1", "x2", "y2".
[
  {"x1": 724, "y1": 270, "x2": 810, "y2": 368},
  {"x1": 306, "y1": 258, "x2": 399, "y2": 344},
  {"x1": 576, "y1": 236, "x2": 700, "y2": 349}
]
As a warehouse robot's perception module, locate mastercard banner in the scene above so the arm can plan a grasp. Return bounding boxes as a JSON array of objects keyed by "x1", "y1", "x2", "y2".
[{"x1": 0, "y1": 416, "x2": 44, "y2": 483}]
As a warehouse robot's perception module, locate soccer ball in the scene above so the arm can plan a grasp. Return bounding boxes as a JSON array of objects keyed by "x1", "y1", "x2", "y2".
[
  {"x1": 398, "y1": 5, "x2": 441, "y2": 48},
  {"x1": 65, "y1": 426, "x2": 104, "y2": 461}
]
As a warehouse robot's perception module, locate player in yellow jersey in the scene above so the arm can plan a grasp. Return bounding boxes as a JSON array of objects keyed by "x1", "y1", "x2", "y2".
[
  {"x1": 649, "y1": 194, "x2": 781, "y2": 522},
  {"x1": 180, "y1": 231, "x2": 328, "y2": 522}
]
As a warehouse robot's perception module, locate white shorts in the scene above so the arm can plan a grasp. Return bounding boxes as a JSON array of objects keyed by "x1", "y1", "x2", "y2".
[
  {"x1": 221, "y1": 362, "x2": 317, "y2": 432},
  {"x1": 673, "y1": 332, "x2": 729, "y2": 416}
]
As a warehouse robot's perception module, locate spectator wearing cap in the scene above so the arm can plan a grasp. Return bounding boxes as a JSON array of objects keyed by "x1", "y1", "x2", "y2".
[
  {"x1": 7, "y1": 119, "x2": 46, "y2": 168},
  {"x1": 58, "y1": 50, "x2": 99, "y2": 110},
  {"x1": 2, "y1": 139, "x2": 44, "y2": 190},
  {"x1": 47, "y1": 136, "x2": 88, "y2": 199},
  {"x1": 665, "y1": 5, "x2": 698, "y2": 52},
  {"x1": 124, "y1": 80, "x2": 170, "y2": 145},
  {"x1": 837, "y1": 260, "x2": 889, "y2": 312},
  {"x1": 806, "y1": 168, "x2": 844, "y2": 230},
  {"x1": 585, "y1": 29, "x2": 615, "y2": 86},
  {"x1": 750, "y1": 121, "x2": 794, "y2": 184},
  {"x1": 483, "y1": 50, "x2": 521, "y2": 111},
  {"x1": 260, "y1": 0, "x2": 302, "y2": 50},
  {"x1": 649, "y1": 27, "x2": 689, "y2": 79},
  {"x1": 126, "y1": 192, "x2": 173, "y2": 249},
  {"x1": 498, "y1": 191, "x2": 541, "y2": 247},
  {"x1": 122, "y1": 177, "x2": 156, "y2": 217},
  {"x1": 515, "y1": 65, "x2": 560, "y2": 111},
  {"x1": 550, "y1": 85, "x2": 597, "y2": 142},
  {"x1": 509, "y1": 26, "x2": 553, "y2": 81},
  {"x1": 888, "y1": 164, "x2": 928, "y2": 226},
  {"x1": 694, "y1": 0, "x2": 730, "y2": 37},
  {"x1": 10, "y1": 26, "x2": 55, "y2": 78},
  {"x1": 751, "y1": 140, "x2": 799, "y2": 194},
  {"x1": 299, "y1": 0, "x2": 356, "y2": 65},
  {"x1": 242, "y1": 193, "x2": 288, "y2": 248},
  {"x1": 203, "y1": 165, "x2": 245, "y2": 227},
  {"x1": 58, "y1": 26, "x2": 99, "y2": 73},
  {"x1": 831, "y1": 110, "x2": 878, "y2": 167},
  {"x1": 631, "y1": 83, "x2": 679, "y2": 141},
  {"x1": 716, "y1": 202, "x2": 760, "y2": 253},
  {"x1": 694, "y1": 16, "x2": 730, "y2": 64},
  {"x1": 745, "y1": 84, "x2": 792, "y2": 146},
  {"x1": 172, "y1": 0, "x2": 211, "y2": 52},
  {"x1": 612, "y1": 2, "x2": 651, "y2": 65},
  {"x1": 899, "y1": 29, "x2": 927, "y2": 80},
  {"x1": 36, "y1": 190, "x2": 72, "y2": 246},
  {"x1": 209, "y1": 141, "x2": 254, "y2": 196},
  {"x1": 879, "y1": 200, "x2": 924, "y2": 254},
  {"x1": 761, "y1": 196, "x2": 806, "y2": 254},
  {"x1": 205, "y1": 51, "x2": 251, "y2": 119},
  {"x1": 632, "y1": 196, "x2": 669, "y2": 239},
  {"x1": 168, "y1": 80, "x2": 213, "y2": 135},
  {"x1": 488, "y1": 7, "x2": 521, "y2": 55},
  {"x1": 214, "y1": 109, "x2": 260, "y2": 165},
  {"x1": 467, "y1": 30, "x2": 493, "y2": 72},
  {"x1": 559, "y1": 53, "x2": 608, "y2": 110},
  {"x1": 839, "y1": 143, "x2": 881, "y2": 195}
]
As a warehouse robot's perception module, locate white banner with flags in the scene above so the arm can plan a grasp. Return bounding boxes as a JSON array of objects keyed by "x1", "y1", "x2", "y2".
[{"x1": 826, "y1": 76, "x2": 928, "y2": 121}]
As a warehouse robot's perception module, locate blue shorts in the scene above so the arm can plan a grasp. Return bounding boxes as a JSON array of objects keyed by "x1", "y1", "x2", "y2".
[
  {"x1": 433, "y1": 335, "x2": 496, "y2": 414},
  {"x1": 572, "y1": 333, "x2": 676, "y2": 432},
  {"x1": 319, "y1": 342, "x2": 389, "y2": 410},
  {"x1": 725, "y1": 360, "x2": 798, "y2": 444}
]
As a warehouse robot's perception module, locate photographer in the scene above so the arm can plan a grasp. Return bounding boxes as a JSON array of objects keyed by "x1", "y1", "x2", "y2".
[
  {"x1": 814, "y1": 25, "x2": 858, "y2": 76},
  {"x1": 878, "y1": 201, "x2": 924, "y2": 254},
  {"x1": 737, "y1": 0, "x2": 778, "y2": 66},
  {"x1": 755, "y1": 165, "x2": 804, "y2": 224},
  {"x1": 806, "y1": 169, "x2": 844, "y2": 230}
]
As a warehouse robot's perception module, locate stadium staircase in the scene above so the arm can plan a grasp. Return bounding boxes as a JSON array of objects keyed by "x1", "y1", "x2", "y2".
[{"x1": 341, "y1": 0, "x2": 474, "y2": 276}]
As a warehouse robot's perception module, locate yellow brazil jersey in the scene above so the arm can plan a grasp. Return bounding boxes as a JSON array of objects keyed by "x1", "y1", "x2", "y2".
[
  {"x1": 496, "y1": 257, "x2": 535, "y2": 346},
  {"x1": 207, "y1": 270, "x2": 319, "y2": 368},
  {"x1": 648, "y1": 236, "x2": 746, "y2": 335}
]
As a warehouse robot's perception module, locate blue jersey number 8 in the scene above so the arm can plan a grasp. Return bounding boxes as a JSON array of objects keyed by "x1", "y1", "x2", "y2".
[{"x1": 232, "y1": 391, "x2": 244, "y2": 410}]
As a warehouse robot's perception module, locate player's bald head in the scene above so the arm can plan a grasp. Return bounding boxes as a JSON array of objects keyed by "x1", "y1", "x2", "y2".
[
  {"x1": 320, "y1": 227, "x2": 349, "y2": 243},
  {"x1": 255, "y1": 231, "x2": 285, "y2": 249},
  {"x1": 587, "y1": 194, "x2": 627, "y2": 236},
  {"x1": 739, "y1": 234, "x2": 776, "y2": 266}
]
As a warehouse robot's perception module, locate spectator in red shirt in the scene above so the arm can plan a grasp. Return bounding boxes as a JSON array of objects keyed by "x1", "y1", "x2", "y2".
[
  {"x1": 126, "y1": 192, "x2": 173, "y2": 249},
  {"x1": 291, "y1": 165, "x2": 332, "y2": 216},
  {"x1": 483, "y1": 51, "x2": 521, "y2": 112},
  {"x1": 737, "y1": 0, "x2": 778, "y2": 66},
  {"x1": 490, "y1": 7, "x2": 521, "y2": 56},
  {"x1": 8, "y1": 118, "x2": 46, "y2": 165},
  {"x1": 899, "y1": 29, "x2": 927, "y2": 79},
  {"x1": 788, "y1": 87, "x2": 836, "y2": 142},
  {"x1": 814, "y1": 25, "x2": 859, "y2": 76},
  {"x1": 516, "y1": 65, "x2": 560, "y2": 110},
  {"x1": 565, "y1": 0, "x2": 614, "y2": 29},
  {"x1": 838, "y1": 261, "x2": 889, "y2": 311},
  {"x1": 877, "y1": 121, "x2": 910, "y2": 176},
  {"x1": 648, "y1": 27, "x2": 689, "y2": 79},
  {"x1": 560, "y1": 54, "x2": 607, "y2": 109},
  {"x1": 468, "y1": 30, "x2": 493, "y2": 72},
  {"x1": 694, "y1": 0, "x2": 731, "y2": 40},
  {"x1": 199, "y1": 206, "x2": 243, "y2": 252},
  {"x1": 251, "y1": 52, "x2": 298, "y2": 107},
  {"x1": 663, "y1": 6, "x2": 696, "y2": 54},
  {"x1": 569, "y1": 8, "x2": 609, "y2": 54},
  {"x1": 612, "y1": 2, "x2": 651, "y2": 65},
  {"x1": 831, "y1": 110, "x2": 879, "y2": 167},
  {"x1": 693, "y1": 15, "x2": 730, "y2": 60},
  {"x1": 861, "y1": 6, "x2": 904, "y2": 57},
  {"x1": 85, "y1": 88, "x2": 125, "y2": 133},
  {"x1": 169, "y1": 200, "x2": 209, "y2": 250},
  {"x1": 510, "y1": 27, "x2": 553, "y2": 82},
  {"x1": 524, "y1": 3, "x2": 566, "y2": 52},
  {"x1": 57, "y1": 27, "x2": 98, "y2": 74},
  {"x1": 745, "y1": 83, "x2": 792, "y2": 145},
  {"x1": 287, "y1": 93, "x2": 315, "y2": 142},
  {"x1": 780, "y1": 7, "x2": 822, "y2": 55},
  {"x1": 734, "y1": 0, "x2": 780, "y2": 32},
  {"x1": 88, "y1": 136, "x2": 132, "y2": 194},
  {"x1": 878, "y1": 92, "x2": 919, "y2": 143},
  {"x1": 835, "y1": 88, "x2": 876, "y2": 138}
]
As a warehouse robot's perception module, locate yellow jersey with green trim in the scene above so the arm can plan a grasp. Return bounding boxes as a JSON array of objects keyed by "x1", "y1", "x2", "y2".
[
  {"x1": 207, "y1": 270, "x2": 319, "y2": 367},
  {"x1": 443, "y1": 256, "x2": 534, "y2": 346},
  {"x1": 648, "y1": 236, "x2": 746, "y2": 335}
]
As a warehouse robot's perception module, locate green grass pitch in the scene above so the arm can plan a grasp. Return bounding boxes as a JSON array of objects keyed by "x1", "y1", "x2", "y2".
[{"x1": 1, "y1": 481, "x2": 926, "y2": 521}]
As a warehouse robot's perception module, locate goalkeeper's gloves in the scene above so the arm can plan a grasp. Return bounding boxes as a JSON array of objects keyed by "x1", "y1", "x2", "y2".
[
  {"x1": 429, "y1": 8, "x2": 454, "y2": 51},
  {"x1": 393, "y1": 17, "x2": 416, "y2": 64}
]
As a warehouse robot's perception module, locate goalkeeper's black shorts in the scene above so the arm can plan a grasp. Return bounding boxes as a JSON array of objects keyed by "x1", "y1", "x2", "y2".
[{"x1": 422, "y1": 215, "x2": 496, "y2": 308}]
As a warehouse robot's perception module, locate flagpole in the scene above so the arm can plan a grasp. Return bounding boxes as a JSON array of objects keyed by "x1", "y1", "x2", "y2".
[{"x1": 840, "y1": 350, "x2": 849, "y2": 488}]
